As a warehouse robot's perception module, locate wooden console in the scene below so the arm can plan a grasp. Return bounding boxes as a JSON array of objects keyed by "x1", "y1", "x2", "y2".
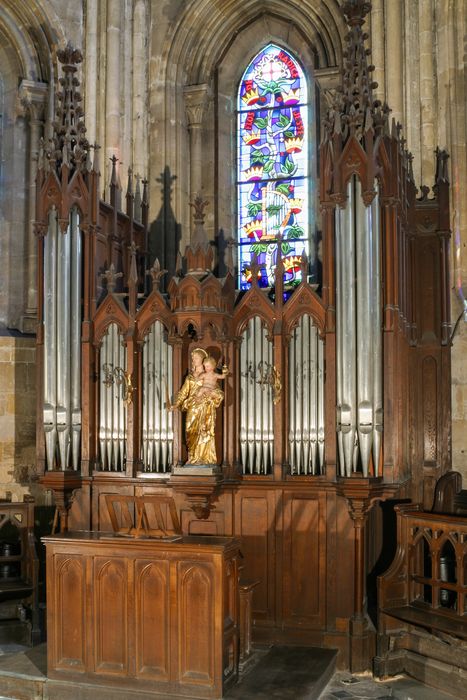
[{"x1": 43, "y1": 532, "x2": 241, "y2": 699}]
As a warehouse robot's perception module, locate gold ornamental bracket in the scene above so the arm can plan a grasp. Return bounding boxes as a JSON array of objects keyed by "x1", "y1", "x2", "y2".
[
  {"x1": 102, "y1": 364, "x2": 135, "y2": 405},
  {"x1": 247, "y1": 361, "x2": 282, "y2": 404}
]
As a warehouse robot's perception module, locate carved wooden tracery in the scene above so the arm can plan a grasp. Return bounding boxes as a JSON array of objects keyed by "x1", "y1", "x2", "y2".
[{"x1": 35, "y1": 2, "x2": 451, "y2": 672}]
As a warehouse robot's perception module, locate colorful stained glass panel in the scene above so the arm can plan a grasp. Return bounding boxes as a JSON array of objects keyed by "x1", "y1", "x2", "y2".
[{"x1": 237, "y1": 44, "x2": 310, "y2": 290}]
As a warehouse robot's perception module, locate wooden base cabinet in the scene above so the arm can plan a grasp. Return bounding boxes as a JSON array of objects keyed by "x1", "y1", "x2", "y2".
[{"x1": 43, "y1": 532, "x2": 241, "y2": 699}]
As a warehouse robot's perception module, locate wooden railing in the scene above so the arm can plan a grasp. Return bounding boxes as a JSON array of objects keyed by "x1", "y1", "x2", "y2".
[{"x1": 378, "y1": 504, "x2": 467, "y2": 639}]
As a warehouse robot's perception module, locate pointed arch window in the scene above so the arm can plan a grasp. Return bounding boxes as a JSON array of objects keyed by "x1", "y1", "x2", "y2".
[{"x1": 237, "y1": 44, "x2": 312, "y2": 290}]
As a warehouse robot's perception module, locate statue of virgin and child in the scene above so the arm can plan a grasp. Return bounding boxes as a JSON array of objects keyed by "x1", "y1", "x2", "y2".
[{"x1": 169, "y1": 348, "x2": 228, "y2": 465}]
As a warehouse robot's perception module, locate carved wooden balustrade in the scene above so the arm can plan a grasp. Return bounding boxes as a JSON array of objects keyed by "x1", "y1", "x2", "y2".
[{"x1": 376, "y1": 501, "x2": 467, "y2": 695}]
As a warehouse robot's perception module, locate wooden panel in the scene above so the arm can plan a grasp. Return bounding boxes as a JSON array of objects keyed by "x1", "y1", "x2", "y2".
[
  {"x1": 418, "y1": 243, "x2": 439, "y2": 344},
  {"x1": 177, "y1": 490, "x2": 233, "y2": 537},
  {"x1": 177, "y1": 561, "x2": 215, "y2": 685},
  {"x1": 134, "y1": 559, "x2": 170, "y2": 680},
  {"x1": 54, "y1": 555, "x2": 86, "y2": 671},
  {"x1": 282, "y1": 492, "x2": 325, "y2": 628},
  {"x1": 422, "y1": 355, "x2": 438, "y2": 465},
  {"x1": 234, "y1": 490, "x2": 276, "y2": 621},
  {"x1": 93, "y1": 557, "x2": 128, "y2": 675}
]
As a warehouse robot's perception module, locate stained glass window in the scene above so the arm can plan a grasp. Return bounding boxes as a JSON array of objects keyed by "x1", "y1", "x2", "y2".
[{"x1": 237, "y1": 44, "x2": 310, "y2": 290}]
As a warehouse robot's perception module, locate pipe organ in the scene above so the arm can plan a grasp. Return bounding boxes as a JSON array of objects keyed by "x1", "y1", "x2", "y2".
[{"x1": 35, "y1": 3, "x2": 452, "y2": 675}]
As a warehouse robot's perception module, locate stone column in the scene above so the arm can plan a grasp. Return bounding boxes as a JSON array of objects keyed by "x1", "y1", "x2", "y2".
[
  {"x1": 370, "y1": 0, "x2": 385, "y2": 106},
  {"x1": 404, "y1": 0, "x2": 421, "y2": 186},
  {"x1": 105, "y1": 0, "x2": 122, "y2": 186},
  {"x1": 384, "y1": 0, "x2": 404, "y2": 126},
  {"x1": 84, "y1": 0, "x2": 99, "y2": 147},
  {"x1": 419, "y1": 0, "x2": 435, "y2": 184},
  {"x1": 184, "y1": 84, "x2": 211, "y2": 234},
  {"x1": 133, "y1": 0, "x2": 148, "y2": 181},
  {"x1": 122, "y1": 0, "x2": 133, "y2": 182},
  {"x1": 19, "y1": 80, "x2": 48, "y2": 334}
]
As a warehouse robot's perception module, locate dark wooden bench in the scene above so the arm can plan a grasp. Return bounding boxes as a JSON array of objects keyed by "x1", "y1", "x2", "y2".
[{"x1": 375, "y1": 472, "x2": 467, "y2": 697}]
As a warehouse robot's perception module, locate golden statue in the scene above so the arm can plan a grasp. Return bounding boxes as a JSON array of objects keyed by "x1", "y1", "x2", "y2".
[{"x1": 170, "y1": 348, "x2": 228, "y2": 465}]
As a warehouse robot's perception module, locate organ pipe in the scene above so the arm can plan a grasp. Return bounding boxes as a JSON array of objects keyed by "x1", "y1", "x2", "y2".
[
  {"x1": 99, "y1": 323, "x2": 127, "y2": 471},
  {"x1": 240, "y1": 317, "x2": 274, "y2": 475},
  {"x1": 372, "y1": 189, "x2": 383, "y2": 475},
  {"x1": 337, "y1": 178, "x2": 357, "y2": 476},
  {"x1": 42, "y1": 208, "x2": 82, "y2": 470},
  {"x1": 335, "y1": 176, "x2": 383, "y2": 476},
  {"x1": 43, "y1": 209, "x2": 58, "y2": 469},
  {"x1": 356, "y1": 179, "x2": 373, "y2": 476},
  {"x1": 288, "y1": 315, "x2": 325, "y2": 475},
  {"x1": 141, "y1": 321, "x2": 173, "y2": 471}
]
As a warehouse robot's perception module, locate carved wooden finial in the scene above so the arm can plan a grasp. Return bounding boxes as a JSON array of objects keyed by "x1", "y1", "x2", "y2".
[
  {"x1": 225, "y1": 237, "x2": 237, "y2": 278},
  {"x1": 48, "y1": 43, "x2": 90, "y2": 177},
  {"x1": 128, "y1": 241, "x2": 138, "y2": 286},
  {"x1": 250, "y1": 253, "x2": 260, "y2": 288},
  {"x1": 300, "y1": 249, "x2": 309, "y2": 281},
  {"x1": 146, "y1": 258, "x2": 168, "y2": 292},
  {"x1": 185, "y1": 193, "x2": 213, "y2": 275},
  {"x1": 189, "y1": 193, "x2": 209, "y2": 224},
  {"x1": 102, "y1": 263, "x2": 123, "y2": 293},
  {"x1": 110, "y1": 155, "x2": 119, "y2": 186}
]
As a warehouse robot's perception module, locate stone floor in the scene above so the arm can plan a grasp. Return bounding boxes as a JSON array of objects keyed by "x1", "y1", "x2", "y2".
[
  {"x1": 320, "y1": 671, "x2": 462, "y2": 700},
  {"x1": 0, "y1": 643, "x2": 462, "y2": 700}
]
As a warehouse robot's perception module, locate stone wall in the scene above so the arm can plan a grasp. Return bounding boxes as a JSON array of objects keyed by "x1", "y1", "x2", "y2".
[{"x1": 0, "y1": 334, "x2": 43, "y2": 503}]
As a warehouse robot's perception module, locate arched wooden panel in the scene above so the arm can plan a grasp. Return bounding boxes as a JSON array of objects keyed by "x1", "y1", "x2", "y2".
[
  {"x1": 178, "y1": 562, "x2": 215, "y2": 684},
  {"x1": 135, "y1": 560, "x2": 170, "y2": 680},
  {"x1": 94, "y1": 558, "x2": 128, "y2": 674},
  {"x1": 55, "y1": 556, "x2": 86, "y2": 671}
]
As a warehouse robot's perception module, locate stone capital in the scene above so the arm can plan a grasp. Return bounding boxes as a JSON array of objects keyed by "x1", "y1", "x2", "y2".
[
  {"x1": 18, "y1": 79, "x2": 48, "y2": 122},
  {"x1": 184, "y1": 83, "x2": 212, "y2": 128}
]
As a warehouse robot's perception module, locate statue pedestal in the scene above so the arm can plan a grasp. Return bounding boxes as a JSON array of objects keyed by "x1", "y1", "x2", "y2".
[
  {"x1": 173, "y1": 464, "x2": 221, "y2": 476},
  {"x1": 170, "y1": 467, "x2": 223, "y2": 520}
]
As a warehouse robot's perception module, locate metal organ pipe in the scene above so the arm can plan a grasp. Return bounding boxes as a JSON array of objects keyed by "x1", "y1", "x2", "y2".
[
  {"x1": 43, "y1": 210, "x2": 58, "y2": 469},
  {"x1": 117, "y1": 329, "x2": 125, "y2": 471},
  {"x1": 99, "y1": 323, "x2": 127, "y2": 471},
  {"x1": 254, "y1": 319, "x2": 262, "y2": 473},
  {"x1": 240, "y1": 317, "x2": 273, "y2": 475},
  {"x1": 141, "y1": 321, "x2": 173, "y2": 472},
  {"x1": 317, "y1": 335, "x2": 325, "y2": 471},
  {"x1": 56, "y1": 211, "x2": 71, "y2": 469},
  {"x1": 340, "y1": 178, "x2": 357, "y2": 476},
  {"x1": 356, "y1": 179, "x2": 373, "y2": 476},
  {"x1": 335, "y1": 177, "x2": 383, "y2": 477},
  {"x1": 308, "y1": 321, "x2": 317, "y2": 474},
  {"x1": 372, "y1": 189, "x2": 383, "y2": 476},
  {"x1": 335, "y1": 202, "x2": 345, "y2": 475},
  {"x1": 288, "y1": 322, "x2": 296, "y2": 473},
  {"x1": 288, "y1": 315, "x2": 324, "y2": 475},
  {"x1": 42, "y1": 208, "x2": 82, "y2": 470},
  {"x1": 267, "y1": 333, "x2": 274, "y2": 469},
  {"x1": 70, "y1": 209, "x2": 81, "y2": 471}
]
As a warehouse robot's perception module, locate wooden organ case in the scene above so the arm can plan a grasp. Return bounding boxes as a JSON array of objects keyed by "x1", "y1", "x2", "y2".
[{"x1": 36, "y1": 2, "x2": 451, "y2": 677}]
